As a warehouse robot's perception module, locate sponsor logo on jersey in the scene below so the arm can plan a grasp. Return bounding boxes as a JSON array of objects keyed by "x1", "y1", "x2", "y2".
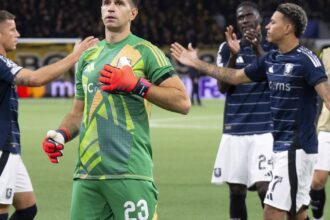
[
  {"x1": 83, "y1": 83, "x2": 98, "y2": 94},
  {"x1": 269, "y1": 81, "x2": 291, "y2": 92}
]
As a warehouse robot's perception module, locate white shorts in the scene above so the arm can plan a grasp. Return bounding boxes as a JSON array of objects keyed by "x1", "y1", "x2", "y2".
[
  {"x1": 211, "y1": 133, "x2": 273, "y2": 188},
  {"x1": 0, "y1": 151, "x2": 33, "y2": 204},
  {"x1": 314, "y1": 131, "x2": 330, "y2": 171},
  {"x1": 264, "y1": 149, "x2": 317, "y2": 215}
]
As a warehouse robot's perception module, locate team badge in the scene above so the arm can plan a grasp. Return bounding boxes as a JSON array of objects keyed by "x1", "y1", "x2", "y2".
[
  {"x1": 6, "y1": 188, "x2": 13, "y2": 199},
  {"x1": 117, "y1": 56, "x2": 131, "y2": 67},
  {"x1": 213, "y1": 168, "x2": 222, "y2": 177},
  {"x1": 84, "y1": 62, "x2": 95, "y2": 73},
  {"x1": 284, "y1": 63, "x2": 294, "y2": 76}
]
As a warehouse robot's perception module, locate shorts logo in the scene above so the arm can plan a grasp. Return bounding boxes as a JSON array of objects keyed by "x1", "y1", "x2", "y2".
[
  {"x1": 6, "y1": 188, "x2": 13, "y2": 199},
  {"x1": 213, "y1": 168, "x2": 221, "y2": 177}
]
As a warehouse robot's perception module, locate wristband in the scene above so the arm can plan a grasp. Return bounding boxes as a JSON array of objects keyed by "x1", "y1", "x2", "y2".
[
  {"x1": 56, "y1": 128, "x2": 71, "y2": 143},
  {"x1": 132, "y1": 78, "x2": 151, "y2": 98}
]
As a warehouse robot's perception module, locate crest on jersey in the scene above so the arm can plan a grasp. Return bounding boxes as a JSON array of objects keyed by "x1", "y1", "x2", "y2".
[{"x1": 284, "y1": 63, "x2": 294, "y2": 76}]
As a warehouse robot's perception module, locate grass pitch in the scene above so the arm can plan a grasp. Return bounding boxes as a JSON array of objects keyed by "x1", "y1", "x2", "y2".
[{"x1": 18, "y1": 99, "x2": 329, "y2": 219}]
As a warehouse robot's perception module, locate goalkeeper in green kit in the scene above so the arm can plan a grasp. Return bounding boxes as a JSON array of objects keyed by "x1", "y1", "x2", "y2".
[{"x1": 41, "y1": 0, "x2": 191, "y2": 219}]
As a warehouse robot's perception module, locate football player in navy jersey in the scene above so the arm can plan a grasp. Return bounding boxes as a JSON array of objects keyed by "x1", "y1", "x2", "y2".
[
  {"x1": 0, "y1": 10, "x2": 97, "y2": 220},
  {"x1": 171, "y1": 2, "x2": 330, "y2": 220},
  {"x1": 211, "y1": 2, "x2": 273, "y2": 220}
]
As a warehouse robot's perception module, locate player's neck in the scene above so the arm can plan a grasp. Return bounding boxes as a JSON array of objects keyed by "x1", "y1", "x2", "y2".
[
  {"x1": 105, "y1": 29, "x2": 131, "y2": 44},
  {"x1": 277, "y1": 37, "x2": 299, "y2": 54},
  {"x1": 0, "y1": 46, "x2": 6, "y2": 56}
]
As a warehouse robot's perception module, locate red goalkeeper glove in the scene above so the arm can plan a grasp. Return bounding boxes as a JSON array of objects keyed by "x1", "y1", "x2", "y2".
[
  {"x1": 42, "y1": 128, "x2": 70, "y2": 164},
  {"x1": 99, "y1": 63, "x2": 151, "y2": 98}
]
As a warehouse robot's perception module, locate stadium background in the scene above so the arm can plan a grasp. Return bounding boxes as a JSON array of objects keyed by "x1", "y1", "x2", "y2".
[{"x1": 1, "y1": 0, "x2": 330, "y2": 219}]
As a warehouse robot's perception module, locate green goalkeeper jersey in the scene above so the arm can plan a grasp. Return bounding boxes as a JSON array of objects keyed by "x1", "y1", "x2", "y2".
[{"x1": 74, "y1": 34, "x2": 174, "y2": 182}]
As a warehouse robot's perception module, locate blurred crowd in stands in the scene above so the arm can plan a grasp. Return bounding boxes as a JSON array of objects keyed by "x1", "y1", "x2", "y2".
[{"x1": 1, "y1": 0, "x2": 330, "y2": 47}]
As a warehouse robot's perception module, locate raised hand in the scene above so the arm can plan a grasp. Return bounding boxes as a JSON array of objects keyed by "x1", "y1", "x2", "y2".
[
  {"x1": 244, "y1": 25, "x2": 261, "y2": 43},
  {"x1": 170, "y1": 42, "x2": 199, "y2": 69},
  {"x1": 225, "y1": 25, "x2": 240, "y2": 56},
  {"x1": 71, "y1": 36, "x2": 99, "y2": 61}
]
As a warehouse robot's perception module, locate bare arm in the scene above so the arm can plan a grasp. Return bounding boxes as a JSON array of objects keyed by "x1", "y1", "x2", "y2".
[
  {"x1": 13, "y1": 36, "x2": 98, "y2": 87},
  {"x1": 315, "y1": 81, "x2": 330, "y2": 111},
  {"x1": 146, "y1": 75, "x2": 191, "y2": 114},
  {"x1": 218, "y1": 54, "x2": 238, "y2": 93},
  {"x1": 57, "y1": 99, "x2": 85, "y2": 141},
  {"x1": 218, "y1": 25, "x2": 240, "y2": 93},
  {"x1": 170, "y1": 42, "x2": 251, "y2": 85}
]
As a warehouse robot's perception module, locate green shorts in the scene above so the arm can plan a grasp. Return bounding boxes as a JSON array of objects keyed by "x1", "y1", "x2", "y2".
[{"x1": 70, "y1": 179, "x2": 158, "y2": 220}]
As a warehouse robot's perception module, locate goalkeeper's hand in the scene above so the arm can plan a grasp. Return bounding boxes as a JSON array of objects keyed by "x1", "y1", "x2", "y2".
[
  {"x1": 42, "y1": 129, "x2": 70, "y2": 164},
  {"x1": 99, "y1": 59, "x2": 151, "y2": 98}
]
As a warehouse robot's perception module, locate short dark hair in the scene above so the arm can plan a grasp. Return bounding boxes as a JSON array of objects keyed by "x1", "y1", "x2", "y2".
[
  {"x1": 236, "y1": 1, "x2": 261, "y2": 23},
  {"x1": 276, "y1": 3, "x2": 307, "y2": 38},
  {"x1": 237, "y1": 1, "x2": 260, "y2": 12},
  {"x1": 0, "y1": 10, "x2": 15, "y2": 23}
]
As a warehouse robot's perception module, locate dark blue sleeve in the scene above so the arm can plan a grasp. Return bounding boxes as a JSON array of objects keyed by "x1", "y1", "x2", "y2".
[
  {"x1": 0, "y1": 56, "x2": 21, "y2": 83},
  {"x1": 302, "y1": 54, "x2": 328, "y2": 86},
  {"x1": 244, "y1": 54, "x2": 267, "y2": 82},
  {"x1": 216, "y1": 42, "x2": 230, "y2": 67}
]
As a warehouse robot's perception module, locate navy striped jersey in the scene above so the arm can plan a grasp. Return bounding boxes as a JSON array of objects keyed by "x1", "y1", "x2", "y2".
[
  {"x1": 217, "y1": 41, "x2": 273, "y2": 135},
  {"x1": 0, "y1": 55, "x2": 22, "y2": 154},
  {"x1": 245, "y1": 45, "x2": 327, "y2": 153}
]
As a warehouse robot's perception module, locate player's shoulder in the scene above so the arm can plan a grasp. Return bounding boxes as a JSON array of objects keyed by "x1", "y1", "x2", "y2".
[
  {"x1": 0, "y1": 55, "x2": 19, "y2": 69},
  {"x1": 0, "y1": 54, "x2": 10, "y2": 64},
  {"x1": 218, "y1": 41, "x2": 228, "y2": 52},
  {"x1": 133, "y1": 35, "x2": 162, "y2": 52},
  {"x1": 296, "y1": 45, "x2": 322, "y2": 67},
  {"x1": 80, "y1": 40, "x2": 106, "y2": 62},
  {"x1": 132, "y1": 35, "x2": 169, "y2": 61},
  {"x1": 0, "y1": 54, "x2": 7, "y2": 65}
]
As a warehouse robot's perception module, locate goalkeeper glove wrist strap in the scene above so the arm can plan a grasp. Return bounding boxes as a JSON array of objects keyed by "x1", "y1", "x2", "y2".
[
  {"x1": 132, "y1": 78, "x2": 151, "y2": 98},
  {"x1": 56, "y1": 128, "x2": 71, "y2": 143}
]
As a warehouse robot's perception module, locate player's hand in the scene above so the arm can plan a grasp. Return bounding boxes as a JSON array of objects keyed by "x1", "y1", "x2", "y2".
[
  {"x1": 71, "y1": 36, "x2": 99, "y2": 61},
  {"x1": 170, "y1": 42, "x2": 199, "y2": 69},
  {"x1": 99, "y1": 58, "x2": 151, "y2": 97},
  {"x1": 42, "y1": 130, "x2": 66, "y2": 164},
  {"x1": 225, "y1": 25, "x2": 240, "y2": 56},
  {"x1": 243, "y1": 25, "x2": 262, "y2": 47}
]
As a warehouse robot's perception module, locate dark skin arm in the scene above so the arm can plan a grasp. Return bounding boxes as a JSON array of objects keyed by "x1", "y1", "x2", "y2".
[{"x1": 218, "y1": 25, "x2": 264, "y2": 93}]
